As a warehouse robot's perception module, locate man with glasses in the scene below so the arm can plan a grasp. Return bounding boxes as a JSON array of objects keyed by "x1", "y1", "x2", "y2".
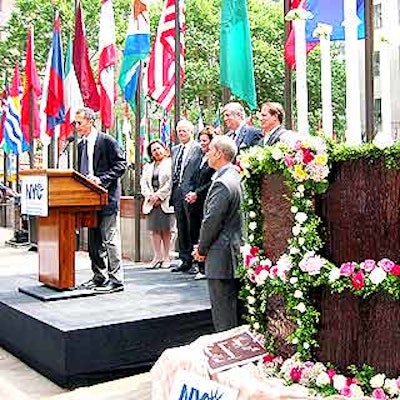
[
  {"x1": 74, "y1": 107, "x2": 127, "y2": 293},
  {"x1": 223, "y1": 102, "x2": 262, "y2": 154}
]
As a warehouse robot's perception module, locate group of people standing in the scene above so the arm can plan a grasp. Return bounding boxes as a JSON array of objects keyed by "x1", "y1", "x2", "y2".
[{"x1": 71, "y1": 100, "x2": 286, "y2": 331}]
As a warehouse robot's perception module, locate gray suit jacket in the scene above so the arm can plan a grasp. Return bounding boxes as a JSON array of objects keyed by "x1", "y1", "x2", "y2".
[
  {"x1": 258, "y1": 125, "x2": 287, "y2": 147},
  {"x1": 198, "y1": 164, "x2": 243, "y2": 279}
]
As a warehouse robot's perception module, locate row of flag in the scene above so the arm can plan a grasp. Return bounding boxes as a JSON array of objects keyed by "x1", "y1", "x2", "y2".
[{"x1": 0, "y1": 0, "x2": 367, "y2": 157}]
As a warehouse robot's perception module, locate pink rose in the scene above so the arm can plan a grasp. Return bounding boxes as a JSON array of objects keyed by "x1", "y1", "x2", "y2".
[
  {"x1": 340, "y1": 262, "x2": 356, "y2": 276},
  {"x1": 290, "y1": 367, "x2": 302, "y2": 382},
  {"x1": 327, "y1": 369, "x2": 336, "y2": 383},
  {"x1": 360, "y1": 259, "x2": 376, "y2": 272},
  {"x1": 299, "y1": 255, "x2": 325, "y2": 275},
  {"x1": 396, "y1": 377, "x2": 400, "y2": 388},
  {"x1": 263, "y1": 354, "x2": 274, "y2": 364},
  {"x1": 372, "y1": 388, "x2": 387, "y2": 399},
  {"x1": 294, "y1": 140, "x2": 302, "y2": 151},
  {"x1": 302, "y1": 148, "x2": 315, "y2": 164},
  {"x1": 270, "y1": 265, "x2": 278, "y2": 277},
  {"x1": 378, "y1": 258, "x2": 395, "y2": 273},
  {"x1": 351, "y1": 270, "x2": 365, "y2": 290},
  {"x1": 284, "y1": 155, "x2": 295, "y2": 167},
  {"x1": 340, "y1": 386, "x2": 352, "y2": 397},
  {"x1": 245, "y1": 254, "x2": 256, "y2": 268},
  {"x1": 273, "y1": 356, "x2": 283, "y2": 365}
]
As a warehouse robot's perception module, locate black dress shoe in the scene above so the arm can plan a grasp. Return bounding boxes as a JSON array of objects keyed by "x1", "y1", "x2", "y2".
[
  {"x1": 94, "y1": 281, "x2": 124, "y2": 294},
  {"x1": 79, "y1": 278, "x2": 104, "y2": 289},
  {"x1": 171, "y1": 262, "x2": 191, "y2": 272}
]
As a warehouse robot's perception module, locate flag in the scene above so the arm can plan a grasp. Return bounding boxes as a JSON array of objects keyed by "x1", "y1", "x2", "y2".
[
  {"x1": 284, "y1": 0, "x2": 365, "y2": 69},
  {"x1": 3, "y1": 64, "x2": 29, "y2": 155},
  {"x1": 21, "y1": 26, "x2": 42, "y2": 142},
  {"x1": 61, "y1": 37, "x2": 84, "y2": 141},
  {"x1": 0, "y1": 79, "x2": 8, "y2": 145},
  {"x1": 73, "y1": 0, "x2": 100, "y2": 111},
  {"x1": 160, "y1": 111, "x2": 170, "y2": 147},
  {"x1": 98, "y1": 0, "x2": 117, "y2": 129},
  {"x1": 220, "y1": 0, "x2": 257, "y2": 110},
  {"x1": 147, "y1": 0, "x2": 185, "y2": 111},
  {"x1": 45, "y1": 12, "x2": 65, "y2": 134},
  {"x1": 118, "y1": 0, "x2": 150, "y2": 112}
]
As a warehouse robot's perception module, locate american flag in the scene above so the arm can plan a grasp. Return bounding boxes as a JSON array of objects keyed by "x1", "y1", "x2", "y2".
[{"x1": 147, "y1": 0, "x2": 185, "y2": 111}]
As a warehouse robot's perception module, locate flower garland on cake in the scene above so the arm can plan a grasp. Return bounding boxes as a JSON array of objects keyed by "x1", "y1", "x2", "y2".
[{"x1": 237, "y1": 135, "x2": 400, "y2": 398}]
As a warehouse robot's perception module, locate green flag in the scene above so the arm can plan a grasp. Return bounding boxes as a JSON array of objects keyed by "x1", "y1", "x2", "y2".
[{"x1": 220, "y1": 0, "x2": 257, "y2": 110}]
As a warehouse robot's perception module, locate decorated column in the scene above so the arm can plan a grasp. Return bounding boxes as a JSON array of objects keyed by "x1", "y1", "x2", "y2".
[
  {"x1": 286, "y1": 9, "x2": 312, "y2": 135},
  {"x1": 343, "y1": 0, "x2": 362, "y2": 145},
  {"x1": 314, "y1": 23, "x2": 333, "y2": 139}
]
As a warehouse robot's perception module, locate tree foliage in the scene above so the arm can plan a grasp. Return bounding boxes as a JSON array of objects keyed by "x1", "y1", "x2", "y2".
[{"x1": 0, "y1": 0, "x2": 346, "y2": 135}]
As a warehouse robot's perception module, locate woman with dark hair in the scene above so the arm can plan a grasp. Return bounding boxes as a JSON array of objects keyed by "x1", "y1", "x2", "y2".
[
  {"x1": 141, "y1": 139, "x2": 174, "y2": 269},
  {"x1": 185, "y1": 126, "x2": 215, "y2": 279}
]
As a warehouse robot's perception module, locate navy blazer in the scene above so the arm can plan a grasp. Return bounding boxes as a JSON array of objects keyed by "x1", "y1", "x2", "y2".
[
  {"x1": 77, "y1": 132, "x2": 127, "y2": 216},
  {"x1": 189, "y1": 158, "x2": 215, "y2": 206},
  {"x1": 236, "y1": 124, "x2": 263, "y2": 152}
]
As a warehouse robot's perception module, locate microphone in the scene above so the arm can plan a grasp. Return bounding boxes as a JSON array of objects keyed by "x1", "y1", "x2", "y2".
[{"x1": 60, "y1": 136, "x2": 75, "y2": 155}]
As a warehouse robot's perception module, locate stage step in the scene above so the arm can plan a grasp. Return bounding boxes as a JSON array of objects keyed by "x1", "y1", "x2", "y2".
[{"x1": 46, "y1": 373, "x2": 151, "y2": 400}]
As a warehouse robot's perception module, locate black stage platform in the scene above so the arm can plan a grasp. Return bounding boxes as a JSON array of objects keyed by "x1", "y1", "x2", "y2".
[{"x1": 0, "y1": 265, "x2": 213, "y2": 388}]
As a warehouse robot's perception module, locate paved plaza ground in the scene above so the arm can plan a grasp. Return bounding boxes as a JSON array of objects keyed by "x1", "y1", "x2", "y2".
[{"x1": 0, "y1": 227, "x2": 151, "y2": 400}]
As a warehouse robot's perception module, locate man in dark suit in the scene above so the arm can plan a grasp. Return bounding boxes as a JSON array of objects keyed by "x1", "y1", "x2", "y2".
[
  {"x1": 74, "y1": 107, "x2": 127, "y2": 293},
  {"x1": 258, "y1": 102, "x2": 287, "y2": 147},
  {"x1": 170, "y1": 119, "x2": 203, "y2": 272},
  {"x1": 223, "y1": 102, "x2": 262, "y2": 154},
  {"x1": 193, "y1": 136, "x2": 243, "y2": 332}
]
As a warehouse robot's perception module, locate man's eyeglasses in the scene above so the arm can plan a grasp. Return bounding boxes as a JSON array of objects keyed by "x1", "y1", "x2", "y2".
[{"x1": 73, "y1": 120, "x2": 83, "y2": 127}]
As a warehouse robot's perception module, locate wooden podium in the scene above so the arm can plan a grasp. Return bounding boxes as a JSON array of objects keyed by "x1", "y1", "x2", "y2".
[{"x1": 20, "y1": 169, "x2": 108, "y2": 290}]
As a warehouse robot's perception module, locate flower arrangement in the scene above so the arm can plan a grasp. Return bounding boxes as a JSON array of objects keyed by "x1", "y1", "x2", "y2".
[
  {"x1": 237, "y1": 135, "x2": 400, "y2": 397},
  {"x1": 259, "y1": 353, "x2": 400, "y2": 399}
]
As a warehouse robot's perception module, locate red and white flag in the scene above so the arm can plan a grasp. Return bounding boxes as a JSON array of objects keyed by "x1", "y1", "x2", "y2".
[
  {"x1": 147, "y1": 0, "x2": 185, "y2": 111},
  {"x1": 98, "y1": 0, "x2": 117, "y2": 129}
]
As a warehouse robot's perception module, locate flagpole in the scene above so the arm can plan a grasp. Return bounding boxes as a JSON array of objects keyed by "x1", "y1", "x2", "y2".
[
  {"x1": 174, "y1": 0, "x2": 181, "y2": 136},
  {"x1": 364, "y1": 0, "x2": 374, "y2": 141},
  {"x1": 134, "y1": 63, "x2": 142, "y2": 262},
  {"x1": 284, "y1": 0, "x2": 293, "y2": 130}
]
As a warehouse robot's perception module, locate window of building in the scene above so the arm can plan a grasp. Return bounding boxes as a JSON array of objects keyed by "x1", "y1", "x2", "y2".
[
  {"x1": 374, "y1": 3, "x2": 382, "y2": 29},
  {"x1": 374, "y1": 98, "x2": 382, "y2": 132},
  {"x1": 373, "y1": 51, "x2": 380, "y2": 77}
]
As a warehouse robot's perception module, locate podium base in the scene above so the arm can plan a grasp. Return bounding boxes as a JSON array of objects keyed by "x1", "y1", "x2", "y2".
[{"x1": 18, "y1": 285, "x2": 95, "y2": 301}]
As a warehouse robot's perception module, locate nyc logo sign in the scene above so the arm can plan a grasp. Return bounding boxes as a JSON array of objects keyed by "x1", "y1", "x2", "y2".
[
  {"x1": 169, "y1": 371, "x2": 238, "y2": 400},
  {"x1": 21, "y1": 175, "x2": 49, "y2": 217}
]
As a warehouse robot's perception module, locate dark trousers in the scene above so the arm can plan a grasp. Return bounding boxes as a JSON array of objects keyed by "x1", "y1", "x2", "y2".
[
  {"x1": 175, "y1": 201, "x2": 193, "y2": 264},
  {"x1": 207, "y1": 278, "x2": 238, "y2": 332}
]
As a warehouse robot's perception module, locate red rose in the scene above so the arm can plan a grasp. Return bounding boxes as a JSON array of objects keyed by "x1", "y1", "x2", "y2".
[
  {"x1": 250, "y1": 246, "x2": 260, "y2": 257},
  {"x1": 391, "y1": 264, "x2": 400, "y2": 276},
  {"x1": 302, "y1": 149, "x2": 314, "y2": 164},
  {"x1": 351, "y1": 270, "x2": 365, "y2": 290},
  {"x1": 263, "y1": 354, "x2": 274, "y2": 364},
  {"x1": 290, "y1": 367, "x2": 303, "y2": 382}
]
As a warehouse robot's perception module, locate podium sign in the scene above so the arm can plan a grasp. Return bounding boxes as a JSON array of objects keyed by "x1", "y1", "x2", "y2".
[{"x1": 21, "y1": 175, "x2": 49, "y2": 217}]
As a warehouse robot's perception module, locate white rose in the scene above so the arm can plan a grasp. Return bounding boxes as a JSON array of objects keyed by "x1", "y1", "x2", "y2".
[
  {"x1": 249, "y1": 288, "x2": 256, "y2": 295},
  {"x1": 255, "y1": 269, "x2": 269, "y2": 285},
  {"x1": 369, "y1": 267, "x2": 387, "y2": 285},
  {"x1": 248, "y1": 221, "x2": 257, "y2": 231},
  {"x1": 289, "y1": 246, "x2": 300, "y2": 255},
  {"x1": 292, "y1": 337, "x2": 298, "y2": 344},
  {"x1": 295, "y1": 212, "x2": 308, "y2": 224},
  {"x1": 328, "y1": 267, "x2": 341, "y2": 282},
  {"x1": 247, "y1": 296, "x2": 256, "y2": 305},
  {"x1": 289, "y1": 277, "x2": 298, "y2": 284},
  {"x1": 315, "y1": 372, "x2": 330, "y2": 387},
  {"x1": 303, "y1": 342, "x2": 309, "y2": 349},
  {"x1": 297, "y1": 319, "x2": 302, "y2": 325},
  {"x1": 271, "y1": 147, "x2": 283, "y2": 160},
  {"x1": 295, "y1": 302, "x2": 306, "y2": 313},
  {"x1": 298, "y1": 185, "x2": 305, "y2": 193},
  {"x1": 295, "y1": 192, "x2": 302, "y2": 198},
  {"x1": 248, "y1": 234, "x2": 254, "y2": 242},
  {"x1": 292, "y1": 225, "x2": 301, "y2": 236},
  {"x1": 384, "y1": 378, "x2": 400, "y2": 396},
  {"x1": 249, "y1": 211, "x2": 256, "y2": 218},
  {"x1": 294, "y1": 290, "x2": 303, "y2": 299},
  {"x1": 370, "y1": 373, "x2": 386, "y2": 388},
  {"x1": 260, "y1": 259, "x2": 272, "y2": 267},
  {"x1": 301, "y1": 227, "x2": 308, "y2": 233},
  {"x1": 349, "y1": 384, "x2": 364, "y2": 398},
  {"x1": 332, "y1": 374, "x2": 347, "y2": 391},
  {"x1": 253, "y1": 322, "x2": 260, "y2": 331},
  {"x1": 248, "y1": 307, "x2": 255, "y2": 315},
  {"x1": 248, "y1": 199, "x2": 253, "y2": 205},
  {"x1": 290, "y1": 206, "x2": 299, "y2": 214},
  {"x1": 298, "y1": 237, "x2": 305, "y2": 246}
]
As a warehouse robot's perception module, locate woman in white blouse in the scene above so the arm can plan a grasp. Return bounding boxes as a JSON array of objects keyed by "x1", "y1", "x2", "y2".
[{"x1": 141, "y1": 140, "x2": 174, "y2": 269}]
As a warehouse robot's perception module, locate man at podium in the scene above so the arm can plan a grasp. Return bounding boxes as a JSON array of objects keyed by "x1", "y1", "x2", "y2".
[{"x1": 74, "y1": 107, "x2": 127, "y2": 293}]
